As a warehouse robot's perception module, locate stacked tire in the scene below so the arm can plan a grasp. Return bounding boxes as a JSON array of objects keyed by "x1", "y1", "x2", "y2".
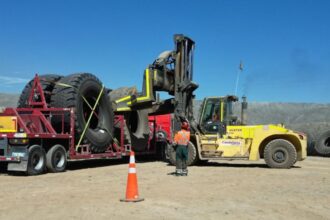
[
  {"x1": 50, "y1": 73, "x2": 114, "y2": 153},
  {"x1": 18, "y1": 74, "x2": 63, "y2": 107},
  {"x1": 18, "y1": 73, "x2": 114, "y2": 175},
  {"x1": 314, "y1": 130, "x2": 330, "y2": 156}
]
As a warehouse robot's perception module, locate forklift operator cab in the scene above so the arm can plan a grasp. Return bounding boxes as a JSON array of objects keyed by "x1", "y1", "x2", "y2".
[{"x1": 200, "y1": 96, "x2": 239, "y2": 134}]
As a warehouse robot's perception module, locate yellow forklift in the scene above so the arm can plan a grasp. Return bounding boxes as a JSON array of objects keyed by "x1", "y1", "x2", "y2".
[
  {"x1": 168, "y1": 95, "x2": 307, "y2": 168},
  {"x1": 111, "y1": 34, "x2": 306, "y2": 169}
]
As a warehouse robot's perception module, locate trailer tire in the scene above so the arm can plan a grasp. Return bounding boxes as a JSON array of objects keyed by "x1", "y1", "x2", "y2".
[
  {"x1": 315, "y1": 130, "x2": 330, "y2": 156},
  {"x1": 264, "y1": 139, "x2": 297, "y2": 169},
  {"x1": 46, "y1": 145, "x2": 67, "y2": 173},
  {"x1": 51, "y1": 73, "x2": 114, "y2": 153},
  {"x1": 18, "y1": 74, "x2": 63, "y2": 107},
  {"x1": 168, "y1": 141, "x2": 198, "y2": 166},
  {"x1": 27, "y1": 145, "x2": 46, "y2": 175}
]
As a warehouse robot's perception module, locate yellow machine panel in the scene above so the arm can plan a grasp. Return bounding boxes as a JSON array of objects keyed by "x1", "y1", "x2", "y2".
[
  {"x1": 217, "y1": 139, "x2": 248, "y2": 157},
  {"x1": 0, "y1": 116, "x2": 17, "y2": 132}
]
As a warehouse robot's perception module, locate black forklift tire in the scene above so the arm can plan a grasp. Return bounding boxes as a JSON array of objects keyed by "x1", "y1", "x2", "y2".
[
  {"x1": 168, "y1": 141, "x2": 198, "y2": 166},
  {"x1": 27, "y1": 145, "x2": 46, "y2": 175},
  {"x1": 18, "y1": 74, "x2": 63, "y2": 107},
  {"x1": 46, "y1": 145, "x2": 67, "y2": 173},
  {"x1": 264, "y1": 139, "x2": 297, "y2": 169},
  {"x1": 51, "y1": 73, "x2": 114, "y2": 153},
  {"x1": 314, "y1": 130, "x2": 330, "y2": 156}
]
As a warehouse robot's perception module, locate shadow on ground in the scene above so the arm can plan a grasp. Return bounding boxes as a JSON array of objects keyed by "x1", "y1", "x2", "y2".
[{"x1": 0, "y1": 155, "x2": 162, "y2": 175}]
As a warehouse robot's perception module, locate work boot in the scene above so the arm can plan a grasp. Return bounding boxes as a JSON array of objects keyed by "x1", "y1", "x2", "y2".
[
  {"x1": 182, "y1": 169, "x2": 188, "y2": 176},
  {"x1": 175, "y1": 169, "x2": 183, "y2": 176}
]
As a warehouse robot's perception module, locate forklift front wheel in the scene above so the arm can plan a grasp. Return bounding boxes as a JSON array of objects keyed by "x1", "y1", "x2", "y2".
[
  {"x1": 27, "y1": 145, "x2": 46, "y2": 175},
  {"x1": 264, "y1": 139, "x2": 297, "y2": 169}
]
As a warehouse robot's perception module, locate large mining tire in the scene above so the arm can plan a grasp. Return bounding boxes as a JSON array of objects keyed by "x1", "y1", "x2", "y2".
[
  {"x1": 51, "y1": 73, "x2": 114, "y2": 153},
  {"x1": 18, "y1": 74, "x2": 63, "y2": 107},
  {"x1": 125, "y1": 109, "x2": 150, "y2": 152},
  {"x1": 168, "y1": 141, "x2": 198, "y2": 166},
  {"x1": 315, "y1": 130, "x2": 330, "y2": 156},
  {"x1": 264, "y1": 139, "x2": 297, "y2": 169},
  {"x1": 306, "y1": 133, "x2": 316, "y2": 155},
  {"x1": 114, "y1": 121, "x2": 131, "y2": 145}
]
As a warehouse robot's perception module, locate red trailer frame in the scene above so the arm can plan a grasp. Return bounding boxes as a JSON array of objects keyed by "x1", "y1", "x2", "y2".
[{"x1": 0, "y1": 75, "x2": 168, "y2": 174}]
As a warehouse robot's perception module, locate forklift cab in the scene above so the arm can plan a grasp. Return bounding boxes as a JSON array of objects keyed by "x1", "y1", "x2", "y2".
[{"x1": 199, "y1": 95, "x2": 239, "y2": 134}]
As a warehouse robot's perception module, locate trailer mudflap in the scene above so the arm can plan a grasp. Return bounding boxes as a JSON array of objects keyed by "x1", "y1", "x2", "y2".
[
  {"x1": 2, "y1": 144, "x2": 29, "y2": 172},
  {"x1": 8, "y1": 160, "x2": 28, "y2": 172}
]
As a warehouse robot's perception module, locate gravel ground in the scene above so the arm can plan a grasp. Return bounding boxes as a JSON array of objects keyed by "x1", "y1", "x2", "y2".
[{"x1": 0, "y1": 156, "x2": 329, "y2": 220}]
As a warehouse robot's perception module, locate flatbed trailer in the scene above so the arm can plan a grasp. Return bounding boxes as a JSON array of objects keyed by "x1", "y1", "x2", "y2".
[
  {"x1": 0, "y1": 107, "x2": 127, "y2": 173},
  {"x1": 0, "y1": 76, "x2": 164, "y2": 175}
]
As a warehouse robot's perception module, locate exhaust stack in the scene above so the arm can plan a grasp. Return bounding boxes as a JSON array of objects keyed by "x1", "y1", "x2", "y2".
[{"x1": 241, "y1": 96, "x2": 248, "y2": 125}]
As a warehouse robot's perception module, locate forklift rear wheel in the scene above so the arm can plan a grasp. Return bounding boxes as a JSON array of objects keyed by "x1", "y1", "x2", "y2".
[
  {"x1": 27, "y1": 145, "x2": 46, "y2": 175},
  {"x1": 46, "y1": 145, "x2": 67, "y2": 173},
  {"x1": 264, "y1": 139, "x2": 297, "y2": 169}
]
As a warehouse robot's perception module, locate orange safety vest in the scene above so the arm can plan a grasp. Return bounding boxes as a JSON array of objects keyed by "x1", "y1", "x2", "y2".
[{"x1": 174, "y1": 130, "x2": 190, "y2": 146}]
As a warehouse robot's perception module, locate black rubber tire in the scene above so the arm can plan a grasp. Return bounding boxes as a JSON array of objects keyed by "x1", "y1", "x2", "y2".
[
  {"x1": 315, "y1": 130, "x2": 330, "y2": 156},
  {"x1": 154, "y1": 130, "x2": 169, "y2": 161},
  {"x1": 154, "y1": 141, "x2": 168, "y2": 161},
  {"x1": 17, "y1": 74, "x2": 63, "y2": 107},
  {"x1": 264, "y1": 139, "x2": 297, "y2": 169},
  {"x1": 51, "y1": 73, "x2": 114, "y2": 153},
  {"x1": 156, "y1": 130, "x2": 168, "y2": 142},
  {"x1": 125, "y1": 109, "x2": 150, "y2": 152},
  {"x1": 168, "y1": 141, "x2": 198, "y2": 166},
  {"x1": 46, "y1": 145, "x2": 67, "y2": 173},
  {"x1": 27, "y1": 145, "x2": 46, "y2": 175},
  {"x1": 114, "y1": 122, "x2": 131, "y2": 145},
  {"x1": 306, "y1": 133, "x2": 316, "y2": 155}
]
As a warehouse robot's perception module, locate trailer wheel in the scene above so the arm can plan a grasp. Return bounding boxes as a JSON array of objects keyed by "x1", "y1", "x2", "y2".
[
  {"x1": 264, "y1": 139, "x2": 297, "y2": 169},
  {"x1": 46, "y1": 145, "x2": 67, "y2": 173},
  {"x1": 314, "y1": 130, "x2": 330, "y2": 156},
  {"x1": 51, "y1": 73, "x2": 114, "y2": 153},
  {"x1": 27, "y1": 145, "x2": 46, "y2": 175},
  {"x1": 168, "y1": 141, "x2": 198, "y2": 166},
  {"x1": 18, "y1": 74, "x2": 63, "y2": 107}
]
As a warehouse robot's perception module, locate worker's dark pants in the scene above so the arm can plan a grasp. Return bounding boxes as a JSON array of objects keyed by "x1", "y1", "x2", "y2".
[{"x1": 176, "y1": 145, "x2": 188, "y2": 173}]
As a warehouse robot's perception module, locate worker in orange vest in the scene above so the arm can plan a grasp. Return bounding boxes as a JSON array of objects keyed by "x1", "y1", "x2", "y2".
[{"x1": 173, "y1": 121, "x2": 190, "y2": 176}]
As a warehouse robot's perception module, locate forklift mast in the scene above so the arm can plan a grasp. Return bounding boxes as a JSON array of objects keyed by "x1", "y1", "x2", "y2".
[
  {"x1": 172, "y1": 35, "x2": 199, "y2": 132},
  {"x1": 114, "y1": 34, "x2": 199, "y2": 133}
]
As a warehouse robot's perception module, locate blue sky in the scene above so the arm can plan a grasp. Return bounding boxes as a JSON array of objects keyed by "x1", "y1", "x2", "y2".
[{"x1": 0, "y1": 0, "x2": 329, "y2": 103}]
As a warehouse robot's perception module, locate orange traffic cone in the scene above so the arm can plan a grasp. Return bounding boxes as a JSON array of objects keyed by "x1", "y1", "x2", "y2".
[{"x1": 120, "y1": 151, "x2": 144, "y2": 202}]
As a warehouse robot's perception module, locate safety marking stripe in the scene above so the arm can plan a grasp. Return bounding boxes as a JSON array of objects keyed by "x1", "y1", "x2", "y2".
[
  {"x1": 115, "y1": 95, "x2": 131, "y2": 103},
  {"x1": 128, "y1": 168, "x2": 136, "y2": 173},
  {"x1": 116, "y1": 107, "x2": 131, "y2": 111},
  {"x1": 128, "y1": 68, "x2": 151, "y2": 105},
  {"x1": 129, "y1": 156, "x2": 135, "y2": 164}
]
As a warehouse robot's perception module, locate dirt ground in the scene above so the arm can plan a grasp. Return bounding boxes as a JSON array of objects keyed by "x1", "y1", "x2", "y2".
[{"x1": 0, "y1": 156, "x2": 329, "y2": 220}]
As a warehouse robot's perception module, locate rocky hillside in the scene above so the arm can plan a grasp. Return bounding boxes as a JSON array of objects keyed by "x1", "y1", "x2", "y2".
[
  {"x1": 0, "y1": 93, "x2": 20, "y2": 107},
  {"x1": 1, "y1": 93, "x2": 329, "y2": 153}
]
